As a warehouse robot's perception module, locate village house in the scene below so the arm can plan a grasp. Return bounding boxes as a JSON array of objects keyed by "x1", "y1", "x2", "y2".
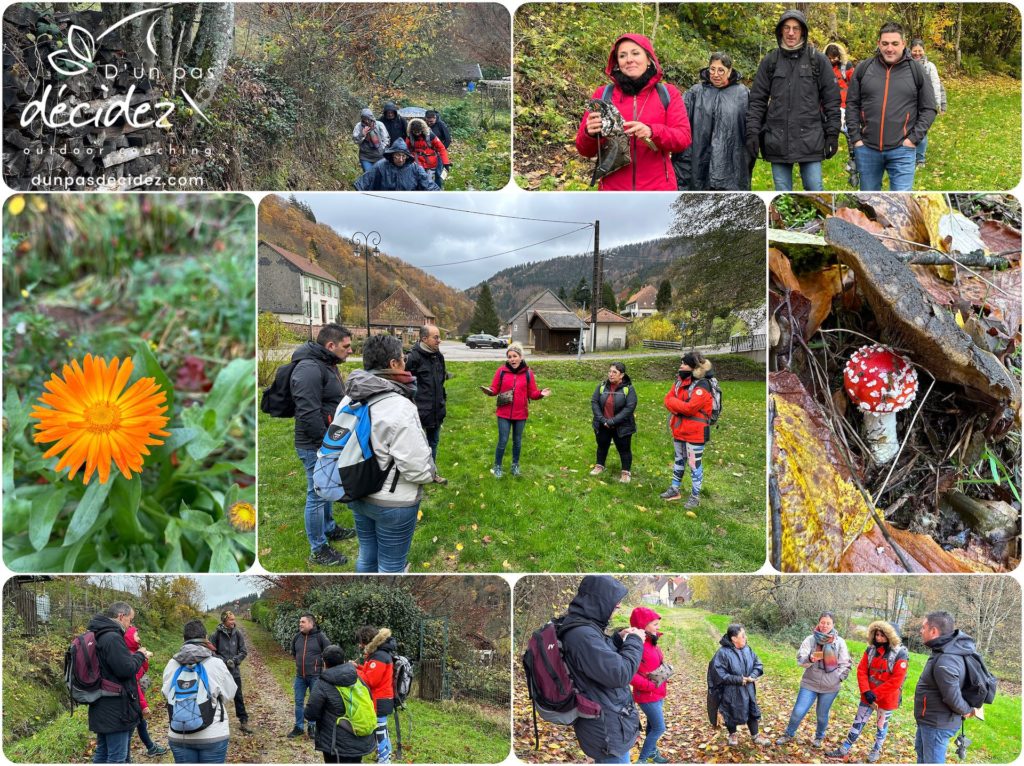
[{"x1": 257, "y1": 240, "x2": 342, "y2": 336}]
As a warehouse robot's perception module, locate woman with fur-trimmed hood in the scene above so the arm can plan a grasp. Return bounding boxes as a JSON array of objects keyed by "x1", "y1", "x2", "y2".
[
  {"x1": 827, "y1": 620, "x2": 909, "y2": 763},
  {"x1": 355, "y1": 625, "x2": 399, "y2": 763},
  {"x1": 661, "y1": 351, "x2": 717, "y2": 507},
  {"x1": 407, "y1": 118, "x2": 451, "y2": 188}
]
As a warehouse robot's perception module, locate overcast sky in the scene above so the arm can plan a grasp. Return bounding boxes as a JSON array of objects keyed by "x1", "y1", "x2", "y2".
[
  {"x1": 289, "y1": 193, "x2": 682, "y2": 290},
  {"x1": 106, "y1": 576, "x2": 262, "y2": 610}
]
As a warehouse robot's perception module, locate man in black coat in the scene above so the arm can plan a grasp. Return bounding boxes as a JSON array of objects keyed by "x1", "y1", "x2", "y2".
[
  {"x1": 289, "y1": 323, "x2": 355, "y2": 567},
  {"x1": 289, "y1": 613, "x2": 332, "y2": 739},
  {"x1": 425, "y1": 110, "x2": 451, "y2": 148},
  {"x1": 404, "y1": 324, "x2": 449, "y2": 485},
  {"x1": 87, "y1": 602, "x2": 150, "y2": 763},
  {"x1": 558, "y1": 576, "x2": 645, "y2": 763},
  {"x1": 379, "y1": 102, "x2": 408, "y2": 146},
  {"x1": 746, "y1": 9, "x2": 842, "y2": 191},
  {"x1": 210, "y1": 610, "x2": 252, "y2": 734}
]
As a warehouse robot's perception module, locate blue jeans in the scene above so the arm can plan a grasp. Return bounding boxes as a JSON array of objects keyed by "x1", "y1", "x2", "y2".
[
  {"x1": 169, "y1": 741, "x2": 229, "y2": 764},
  {"x1": 434, "y1": 166, "x2": 446, "y2": 189},
  {"x1": 771, "y1": 161, "x2": 823, "y2": 191},
  {"x1": 94, "y1": 730, "x2": 132, "y2": 763},
  {"x1": 916, "y1": 134, "x2": 928, "y2": 164},
  {"x1": 297, "y1": 447, "x2": 339, "y2": 553},
  {"x1": 638, "y1": 700, "x2": 667, "y2": 761},
  {"x1": 295, "y1": 675, "x2": 317, "y2": 730},
  {"x1": 424, "y1": 425, "x2": 441, "y2": 462},
  {"x1": 495, "y1": 417, "x2": 526, "y2": 466},
  {"x1": 594, "y1": 753, "x2": 631, "y2": 764},
  {"x1": 360, "y1": 159, "x2": 376, "y2": 173},
  {"x1": 135, "y1": 719, "x2": 156, "y2": 750},
  {"x1": 374, "y1": 715, "x2": 393, "y2": 762},
  {"x1": 784, "y1": 686, "x2": 840, "y2": 740},
  {"x1": 855, "y1": 144, "x2": 917, "y2": 191},
  {"x1": 915, "y1": 723, "x2": 958, "y2": 764},
  {"x1": 348, "y1": 499, "x2": 419, "y2": 573}
]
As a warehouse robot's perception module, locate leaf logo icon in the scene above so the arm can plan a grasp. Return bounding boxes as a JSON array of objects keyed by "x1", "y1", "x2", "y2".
[{"x1": 47, "y1": 25, "x2": 95, "y2": 77}]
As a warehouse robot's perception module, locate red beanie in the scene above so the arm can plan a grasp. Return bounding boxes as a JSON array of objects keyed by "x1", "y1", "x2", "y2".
[{"x1": 630, "y1": 606, "x2": 661, "y2": 630}]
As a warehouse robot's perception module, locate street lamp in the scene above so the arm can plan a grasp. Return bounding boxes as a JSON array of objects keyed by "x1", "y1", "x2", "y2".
[{"x1": 353, "y1": 231, "x2": 381, "y2": 341}]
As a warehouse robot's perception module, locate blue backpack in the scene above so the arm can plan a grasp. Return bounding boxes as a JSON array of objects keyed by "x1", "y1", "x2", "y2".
[
  {"x1": 313, "y1": 392, "x2": 400, "y2": 502},
  {"x1": 168, "y1": 661, "x2": 222, "y2": 734}
]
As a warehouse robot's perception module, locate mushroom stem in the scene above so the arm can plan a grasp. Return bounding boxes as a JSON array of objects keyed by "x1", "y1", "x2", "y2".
[{"x1": 862, "y1": 411, "x2": 900, "y2": 463}]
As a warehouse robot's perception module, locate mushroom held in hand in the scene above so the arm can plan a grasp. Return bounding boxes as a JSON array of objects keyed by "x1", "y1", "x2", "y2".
[{"x1": 843, "y1": 344, "x2": 919, "y2": 464}]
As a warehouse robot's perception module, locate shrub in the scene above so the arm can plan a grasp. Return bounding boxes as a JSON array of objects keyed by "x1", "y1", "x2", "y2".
[{"x1": 740, "y1": 601, "x2": 784, "y2": 633}]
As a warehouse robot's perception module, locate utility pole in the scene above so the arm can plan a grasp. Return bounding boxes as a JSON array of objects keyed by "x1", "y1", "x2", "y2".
[{"x1": 591, "y1": 219, "x2": 600, "y2": 352}]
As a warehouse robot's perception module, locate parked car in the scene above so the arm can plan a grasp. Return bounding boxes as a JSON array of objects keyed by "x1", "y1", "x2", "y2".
[{"x1": 465, "y1": 334, "x2": 507, "y2": 349}]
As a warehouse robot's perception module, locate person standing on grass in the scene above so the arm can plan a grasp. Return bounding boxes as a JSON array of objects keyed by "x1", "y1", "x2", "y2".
[
  {"x1": 404, "y1": 324, "x2": 450, "y2": 485},
  {"x1": 209, "y1": 611, "x2": 253, "y2": 735},
  {"x1": 289, "y1": 613, "x2": 332, "y2": 739},
  {"x1": 827, "y1": 620, "x2": 908, "y2": 763},
  {"x1": 629, "y1": 607, "x2": 669, "y2": 763},
  {"x1": 661, "y1": 352, "x2": 714, "y2": 507},
  {"x1": 125, "y1": 625, "x2": 169, "y2": 758},
  {"x1": 355, "y1": 625, "x2": 399, "y2": 764},
  {"x1": 303, "y1": 645, "x2": 377, "y2": 764},
  {"x1": 482, "y1": 342, "x2": 551, "y2": 478},
  {"x1": 910, "y1": 39, "x2": 946, "y2": 168},
  {"x1": 709, "y1": 624, "x2": 771, "y2": 747},
  {"x1": 290, "y1": 323, "x2": 357, "y2": 567},
  {"x1": 590, "y1": 362, "x2": 637, "y2": 483},
  {"x1": 775, "y1": 612, "x2": 852, "y2": 749}
]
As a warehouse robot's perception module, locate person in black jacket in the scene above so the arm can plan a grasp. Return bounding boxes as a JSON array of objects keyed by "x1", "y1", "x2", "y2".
[
  {"x1": 404, "y1": 324, "x2": 449, "y2": 485},
  {"x1": 425, "y1": 110, "x2": 451, "y2": 148},
  {"x1": 304, "y1": 645, "x2": 377, "y2": 764},
  {"x1": 289, "y1": 613, "x2": 333, "y2": 739},
  {"x1": 88, "y1": 602, "x2": 150, "y2": 763},
  {"x1": 559, "y1": 576, "x2": 645, "y2": 763},
  {"x1": 379, "y1": 102, "x2": 408, "y2": 146},
  {"x1": 846, "y1": 22, "x2": 936, "y2": 191},
  {"x1": 590, "y1": 362, "x2": 638, "y2": 483},
  {"x1": 289, "y1": 324, "x2": 355, "y2": 567},
  {"x1": 913, "y1": 611, "x2": 978, "y2": 764},
  {"x1": 746, "y1": 9, "x2": 841, "y2": 191},
  {"x1": 209, "y1": 610, "x2": 252, "y2": 734},
  {"x1": 709, "y1": 624, "x2": 771, "y2": 747}
]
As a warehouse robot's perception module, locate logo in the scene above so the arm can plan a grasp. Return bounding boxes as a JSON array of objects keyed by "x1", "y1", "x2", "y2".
[{"x1": 899, "y1": 661, "x2": 908, "y2": 669}]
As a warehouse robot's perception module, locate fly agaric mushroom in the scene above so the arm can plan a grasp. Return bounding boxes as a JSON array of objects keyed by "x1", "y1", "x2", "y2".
[{"x1": 843, "y1": 344, "x2": 919, "y2": 464}]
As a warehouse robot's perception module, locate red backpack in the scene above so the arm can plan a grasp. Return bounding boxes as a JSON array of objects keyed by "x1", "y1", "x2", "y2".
[
  {"x1": 64, "y1": 631, "x2": 123, "y2": 709},
  {"x1": 521, "y1": 620, "x2": 601, "y2": 749}
]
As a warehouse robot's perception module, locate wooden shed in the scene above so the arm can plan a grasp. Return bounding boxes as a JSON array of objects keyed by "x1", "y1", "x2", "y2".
[{"x1": 528, "y1": 310, "x2": 588, "y2": 354}]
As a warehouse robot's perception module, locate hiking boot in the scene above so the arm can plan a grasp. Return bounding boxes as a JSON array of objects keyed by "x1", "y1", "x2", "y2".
[
  {"x1": 326, "y1": 526, "x2": 356, "y2": 542},
  {"x1": 620, "y1": 470, "x2": 631, "y2": 484},
  {"x1": 659, "y1": 486, "x2": 682, "y2": 501},
  {"x1": 684, "y1": 493, "x2": 700, "y2": 508},
  {"x1": 753, "y1": 734, "x2": 771, "y2": 746},
  {"x1": 307, "y1": 725, "x2": 316, "y2": 739},
  {"x1": 511, "y1": 463, "x2": 521, "y2": 477},
  {"x1": 727, "y1": 733, "x2": 740, "y2": 747},
  {"x1": 309, "y1": 545, "x2": 347, "y2": 567},
  {"x1": 432, "y1": 474, "x2": 448, "y2": 485},
  {"x1": 812, "y1": 738, "x2": 825, "y2": 749},
  {"x1": 240, "y1": 723, "x2": 254, "y2": 735},
  {"x1": 647, "y1": 755, "x2": 669, "y2": 764},
  {"x1": 826, "y1": 747, "x2": 850, "y2": 760},
  {"x1": 590, "y1": 464, "x2": 605, "y2": 476},
  {"x1": 775, "y1": 735, "x2": 795, "y2": 746},
  {"x1": 866, "y1": 749, "x2": 883, "y2": 763},
  {"x1": 286, "y1": 727, "x2": 305, "y2": 738},
  {"x1": 145, "y1": 745, "x2": 169, "y2": 757},
  {"x1": 491, "y1": 465, "x2": 502, "y2": 478}
]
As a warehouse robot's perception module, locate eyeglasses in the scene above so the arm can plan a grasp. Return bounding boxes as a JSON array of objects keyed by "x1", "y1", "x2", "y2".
[{"x1": 709, "y1": 67, "x2": 729, "y2": 75}]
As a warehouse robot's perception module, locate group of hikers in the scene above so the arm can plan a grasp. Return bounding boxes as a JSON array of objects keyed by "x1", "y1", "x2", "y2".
[
  {"x1": 528, "y1": 576, "x2": 995, "y2": 766},
  {"x1": 352, "y1": 102, "x2": 452, "y2": 191},
  {"x1": 76, "y1": 601, "x2": 403, "y2": 764},
  {"x1": 265, "y1": 323, "x2": 722, "y2": 573},
  {"x1": 577, "y1": 12, "x2": 944, "y2": 191}
]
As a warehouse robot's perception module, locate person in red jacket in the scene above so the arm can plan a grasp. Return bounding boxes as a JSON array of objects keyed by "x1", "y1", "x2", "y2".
[
  {"x1": 407, "y1": 118, "x2": 451, "y2": 188},
  {"x1": 827, "y1": 621, "x2": 909, "y2": 763},
  {"x1": 661, "y1": 352, "x2": 714, "y2": 507},
  {"x1": 576, "y1": 34, "x2": 691, "y2": 190},
  {"x1": 630, "y1": 607, "x2": 669, "y2": 763},
  {"x1": 125, "y1": 626, "x2": 169, "y2": 758},
  {"x1": 482, "y1": 343, "x2": 550, "y2": 478},
  {"x1": 356, "y1": 625, "x2": 398, "y2": 763}
]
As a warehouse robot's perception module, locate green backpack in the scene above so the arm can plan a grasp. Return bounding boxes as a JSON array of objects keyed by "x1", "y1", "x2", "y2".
[{"x1": 335, "y1": 679, "x2": 377, "y2": 737}]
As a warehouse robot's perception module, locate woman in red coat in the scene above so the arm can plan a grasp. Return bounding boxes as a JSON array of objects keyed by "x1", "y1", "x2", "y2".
[
  {"x1": 576, "y1": 34, "x2": 691, "y2": 190},
  {"x1": 827, "y1": 620, "x2": 909, "y2": 762},
  {"x1": 482, "y1": 343, "x2": 550, "y2": 477},
  {"x1": 630, "y1": 607, "x2": 669, "y2": 763},
  {"x1": 407, "y1": 118, "x2": 451, "y2": 188},
  {"x1": 661, "y1": 352, "x2": 715, "y2": 507},
  {"x1": 125, "y1": 627, "x2": 168, "y2": 757}
]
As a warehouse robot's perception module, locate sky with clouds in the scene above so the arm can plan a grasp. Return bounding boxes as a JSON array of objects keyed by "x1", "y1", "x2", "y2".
[{"x1": 289, "y1": 192, "x2": 685, "y2": 290}]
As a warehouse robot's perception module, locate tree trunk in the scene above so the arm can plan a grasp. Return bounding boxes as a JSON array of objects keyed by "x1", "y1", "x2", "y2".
[
  {"x1": 651, "y1": 2, "x2": 660, "y2": 45},
  {"x1": 159, "y1": 8, "x2": 174, "y2": 73},
  {"x1": 954, "y1": 4, "x2": 963, "y2": 70},
  {"x1": 173, "y1": 4, "x2": 199, "y2": 69},
  {"x1": 184, "y1": 3, "x2": 234, "y2": 109}
]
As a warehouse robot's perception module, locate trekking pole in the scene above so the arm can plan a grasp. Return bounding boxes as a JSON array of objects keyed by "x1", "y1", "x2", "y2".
[{"x1": 532, "y1": 700, "x2": 540, "y2": 750}]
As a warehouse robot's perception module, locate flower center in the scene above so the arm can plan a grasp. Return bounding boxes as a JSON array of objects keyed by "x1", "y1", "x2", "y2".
[{"x1": 84, "y1": 401, "x2": 121, "y2": 433}]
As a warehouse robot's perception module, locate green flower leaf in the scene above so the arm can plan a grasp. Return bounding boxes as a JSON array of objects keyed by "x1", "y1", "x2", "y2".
[
  {"x1": 132, "y1": 340, "x2": 175, "y2": 412},
  {"x1": 110, "y1": 474, "x2": 145, "y2": 543},
  {"x1": 64, "y1": 480, "x2": 113, "y2": 547},
  {"x1": 29, "y1": 487, "x2": 69, "y2": 550},
  {"x1": 210, "y1": 543, "x2": 241, "y2": 573}
]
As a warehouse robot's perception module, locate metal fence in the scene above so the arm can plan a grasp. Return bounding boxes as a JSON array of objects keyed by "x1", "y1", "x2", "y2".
[
  {"x1": 4, "y1": 579, "x2": 102, "y2": 637},
  {"x1": 730, "y1": 333, "x2": 767, "y2": 353}
]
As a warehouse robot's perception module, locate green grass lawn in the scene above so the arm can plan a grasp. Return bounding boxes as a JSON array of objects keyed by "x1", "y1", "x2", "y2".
[
  {"x1": 751, "y1": 75, "x2": 1021, "y2": 191},
  {"x1": 258, "y1": 359, "x2": 766, "y2": 573}
]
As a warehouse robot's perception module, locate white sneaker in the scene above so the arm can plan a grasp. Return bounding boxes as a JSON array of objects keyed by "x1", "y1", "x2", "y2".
[{"x1": 589, "y1": 465, "x2": 605, "y2": 476}]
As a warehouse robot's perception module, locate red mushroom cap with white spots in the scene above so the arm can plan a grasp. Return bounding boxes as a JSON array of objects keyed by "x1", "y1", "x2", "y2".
[{"x1": 843, "y1": 344, "x2": 919, "y2": 414}]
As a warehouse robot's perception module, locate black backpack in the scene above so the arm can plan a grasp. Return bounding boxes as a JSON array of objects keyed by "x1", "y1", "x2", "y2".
[
  {"x1": 961, "y1": 652, "x2": 998, "y2": 708},
  {"x1": 260, "y1": 359, "x2": 328, "y2": 418}
]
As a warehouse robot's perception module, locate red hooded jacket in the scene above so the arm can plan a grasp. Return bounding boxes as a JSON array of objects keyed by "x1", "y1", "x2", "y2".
[
  {"x1": 125, "y1": 626, "x2": 149, "y2": 710},
  {"x1": 629, "y1": 606, "x2": 667, "y2": 704},
  {"x1": 664, "y1": 370, "x2": 714, "y2": 444},
  {"x1": 857, "y1": 621, "x2": 909, "y2": 711},
  {"x1": 576, "y1": 34, "x2": 691, "y2": 190},
  {"x1": 489, "y1": 362, "x2": 543, "y2": 421}
]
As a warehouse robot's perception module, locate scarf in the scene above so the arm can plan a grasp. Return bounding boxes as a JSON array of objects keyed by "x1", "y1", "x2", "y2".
[
  {"x1": 814, "y1": 630, "x2": 840, "y2": 673},
  {"x1": 613, "y1": 63, "x2": 657, "y2": 96},
  {"x1": 780, "y1": 40, "x2": 806, "y2": 53},
  {"x1": 603, "y1": 380, "x2": 619, "y2": 420},
  {"x1": 370, "y1": 368, "x2": 416, "y2": 398},
  {"x1": 417, "y1": 341, "x2": 437, "y2": 355}
]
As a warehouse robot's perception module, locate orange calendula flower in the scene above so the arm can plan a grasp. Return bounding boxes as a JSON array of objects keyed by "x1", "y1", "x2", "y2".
[
  {"x1": 228, "y1": 501, "x2": 256, "y2": 532},
  {"x1": 31, "y1": 354, "x2": 171, "y2": 485}
]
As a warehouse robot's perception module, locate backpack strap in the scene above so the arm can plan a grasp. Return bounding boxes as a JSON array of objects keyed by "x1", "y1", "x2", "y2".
[{"x1": 603, "y1": 82, "x2": 672, "y2": 113}]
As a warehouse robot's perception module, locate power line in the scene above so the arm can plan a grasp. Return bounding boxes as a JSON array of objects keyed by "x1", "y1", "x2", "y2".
[
  {"x1": 422, "y1": 225, "x2": 595, "y2": 268},
  {"x1": 358, "y1": 192, "x2": 595, "y2": 226}
]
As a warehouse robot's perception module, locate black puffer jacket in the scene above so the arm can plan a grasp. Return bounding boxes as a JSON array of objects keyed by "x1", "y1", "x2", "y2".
[
  {"x1": 290, "y1": 341, "x2": 346, "y2": 450},
  {"x1": 209, "y1": 624, "x2": 248, "y2": 679},
  {"x1": 678, "y1": 68, "x2": 750, "y2": 191},
  {"x1": 746, "y1": 10, "x2": 842, "y2": 163},
  {"x1": 914, "y1": 630, "x2": 977, "y2": 729},
  {"x1": 558, "y1": 576, "x2": 643, "y2": 760},
  {"x1": 846, "y1": 49, "x2": 936, "y2": 151},
  {"x1": 405, "y1": 342, "x2": 447, "y2": 429},
  {"x1": 379, "y1": 102, "x2": 408, "y2": 145},
  {"x1": 86, "y1": 615, "x2": 145, "y2": 734},
  {"x1": 709, "y1": 634, "x2": 763, "y2": 728},
  {"x1": 292, "y1": 628, "x2": 331, "y2": 678},
  {"x1": 304, "y1": 663, "x2": 378, "y2": 759},
  {"x1": 590, "y1": 374, "x2": 637, "y2": 438}
]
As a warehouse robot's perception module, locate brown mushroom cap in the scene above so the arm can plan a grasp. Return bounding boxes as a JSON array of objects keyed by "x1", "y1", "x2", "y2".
[{"x1": 843, "y1": 344, "x2": 919, "y2": 414}]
